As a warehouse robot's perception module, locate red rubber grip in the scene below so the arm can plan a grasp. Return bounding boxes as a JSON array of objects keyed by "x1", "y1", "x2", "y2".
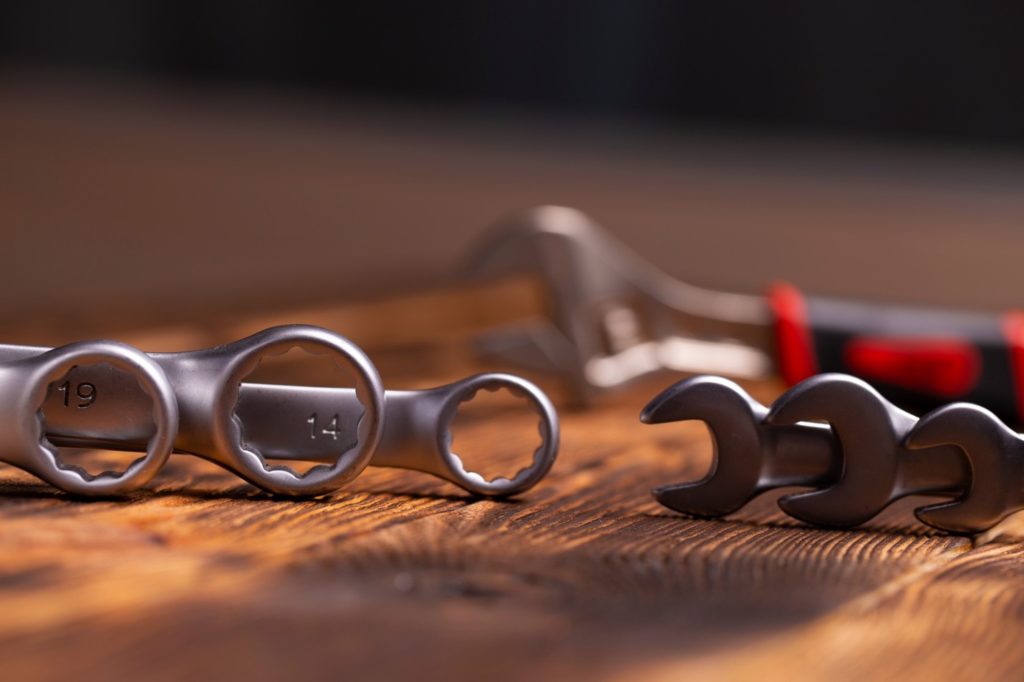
[
  {"x1": 1002, "y1": 312, "x2": 1024, "y2": 422},
  {"x1": 768, "y1": 282, "x2": 818, "y2": 385},
  {"x1": 843, "y1": 337, "x2": 980, "y2": 397},
  {"x1": 768, "y1": 282, "x2": 1024, "y2": 422}
]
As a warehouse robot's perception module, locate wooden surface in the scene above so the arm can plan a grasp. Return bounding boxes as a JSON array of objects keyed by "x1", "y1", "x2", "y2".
[{"x1": 2, "y1": 290, "x2": 1024, "y2": 682}]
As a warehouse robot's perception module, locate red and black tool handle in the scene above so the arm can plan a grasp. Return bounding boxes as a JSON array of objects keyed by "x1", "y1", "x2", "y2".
[{"x1": 769, "y1": 283, "x2": 1024, "y2": 424}]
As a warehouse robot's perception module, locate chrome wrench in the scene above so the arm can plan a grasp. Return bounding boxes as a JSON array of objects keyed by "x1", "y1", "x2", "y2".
[{"x1": 0, "y1": 326, "x2": 558, "y2": 498}]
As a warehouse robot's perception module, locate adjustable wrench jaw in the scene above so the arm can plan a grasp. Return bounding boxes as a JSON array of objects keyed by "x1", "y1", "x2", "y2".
[
  {"x1": 465, "y1": 206, "x2": 774, "y2": 404},
  {"x1": 465, "y1": 206, "x2": 601, "y2": 400}
]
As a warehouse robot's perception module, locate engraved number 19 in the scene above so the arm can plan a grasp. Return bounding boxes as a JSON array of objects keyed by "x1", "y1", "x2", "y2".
[{"x1": 57, "y1": 381, "x2": 97, "y2": 408}]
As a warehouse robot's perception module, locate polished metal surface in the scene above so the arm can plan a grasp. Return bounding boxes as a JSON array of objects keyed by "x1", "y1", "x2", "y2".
[
  {"x1": 642, "y1": 376, "x2": 842, "y2": 519},
  {"x1": 0, "y1": 325, "x2": 559, "y2": 498},
  {"x1": 0, "y1": 340, "x2": 178, "y2": 496},
  {"x1": 642, "y1": 373, "x2": 1024, "y2": 534},
  {"x1": 465, "y1": 205, "x2": 775, "y2": 403}
]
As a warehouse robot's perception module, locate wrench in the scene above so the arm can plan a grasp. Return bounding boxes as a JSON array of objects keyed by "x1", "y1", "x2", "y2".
[
  {"x1": 641, "y1": 373, "x2": 1024, "y2": 533},
  {"x1": 0, "y1": 326, "x2": 558, "y2": 498},
  {"x1": 466, "y1": 205, "x2": 1024, "y2": 422}
]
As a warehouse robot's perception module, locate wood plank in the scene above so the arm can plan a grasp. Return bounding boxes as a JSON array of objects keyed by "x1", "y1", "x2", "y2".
[{"x1": 628, "y1": 542, "x2": 1024, "y2": 681}]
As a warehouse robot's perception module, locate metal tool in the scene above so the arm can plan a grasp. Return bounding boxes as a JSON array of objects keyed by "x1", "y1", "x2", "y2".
[
  {"x1": 467, "y1": 205, "x2": 1024, "y2": 422},
  {"x1": 641, "y1": 373, "x2": 1024, "y2": 534},
  {"x1": 0, "y1": 340, "x2": 178, "y2": 495},
  {"x1": 0, "y1": 325, "x2": 558, "y2": 498}
]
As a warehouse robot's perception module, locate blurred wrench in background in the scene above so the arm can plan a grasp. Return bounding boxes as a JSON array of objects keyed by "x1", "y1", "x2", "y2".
[{"x1": 466, "y1": 205, "x2": 1024, "y2": 421}]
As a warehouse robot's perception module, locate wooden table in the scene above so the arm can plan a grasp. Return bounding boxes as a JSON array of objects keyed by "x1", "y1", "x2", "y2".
[{"x1": 1, "y1": 288, "x2": 1021, "y2": 682}]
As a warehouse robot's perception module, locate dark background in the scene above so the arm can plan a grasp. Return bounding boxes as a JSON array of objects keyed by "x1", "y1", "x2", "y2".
[
  {"x1": 3, "y1": 2, "x2": 1023, "y2": 148},
  {"x1": 2, "y1": 2, "x2": 1024, "y2": 330}
]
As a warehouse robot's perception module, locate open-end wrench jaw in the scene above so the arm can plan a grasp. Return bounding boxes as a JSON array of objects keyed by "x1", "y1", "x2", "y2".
[
  {"x1": 765, "y1": 374, "x2": 915, "y2": 528},
  {"x1": 642, "y1": 376, "x2": 838, "y2": 518},
  {"x1": 906, "y1": 403, "x2": 1024, "y2": 533},
  {"x1": 642, "y1": 376, "x2": 770, "y2": 517}
]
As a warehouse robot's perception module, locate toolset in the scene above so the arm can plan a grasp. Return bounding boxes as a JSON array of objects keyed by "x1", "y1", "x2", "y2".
[
  {"x1": 642, "y1": 373, "x2": 1024, "y2": 533},
  {"x1": 3, "y1": 205, "x2": 1020, "y2": 536},
  {"x1": 0, "y1": 325, "x2": 558, "y2": 498}
]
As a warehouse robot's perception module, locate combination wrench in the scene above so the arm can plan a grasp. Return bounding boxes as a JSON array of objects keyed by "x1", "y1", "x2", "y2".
[
  {"x1": 0, "y1": 325, "x2": 558, "y2": 498},
  {"x1": 642, "y1": 373, "x2": 1024, "y2": 533}
]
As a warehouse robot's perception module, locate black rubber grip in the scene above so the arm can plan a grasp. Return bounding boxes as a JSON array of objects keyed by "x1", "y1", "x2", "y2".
[{"x1": 770, "y1": 283, "x2": 1023, "y2": 423}]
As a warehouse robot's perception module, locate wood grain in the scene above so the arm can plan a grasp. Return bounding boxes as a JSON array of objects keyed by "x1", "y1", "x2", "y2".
[{"x1": 0, "y1": 297, "x2": 1020, "y2": 681}]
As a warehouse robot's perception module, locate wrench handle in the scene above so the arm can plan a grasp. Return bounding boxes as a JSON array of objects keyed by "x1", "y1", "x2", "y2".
[{"x1": 769, "y1": 283, "x2": 1024, "y2": 423}]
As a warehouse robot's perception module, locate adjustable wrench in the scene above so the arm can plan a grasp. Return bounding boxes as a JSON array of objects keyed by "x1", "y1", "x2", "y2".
[{"x1": 466, "y1": 206, "x2": 1024, "y2": 422}]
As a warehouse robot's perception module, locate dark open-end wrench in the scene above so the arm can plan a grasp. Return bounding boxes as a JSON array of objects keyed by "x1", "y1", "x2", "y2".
[{"x1": 642, "y1": 373, "x2": 1024, "y2": 534}]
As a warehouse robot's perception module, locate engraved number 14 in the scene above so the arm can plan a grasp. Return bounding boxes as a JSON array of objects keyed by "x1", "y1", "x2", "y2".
[{"x1": 307, "y1": 413, "x2": 342, "y2": 440}]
